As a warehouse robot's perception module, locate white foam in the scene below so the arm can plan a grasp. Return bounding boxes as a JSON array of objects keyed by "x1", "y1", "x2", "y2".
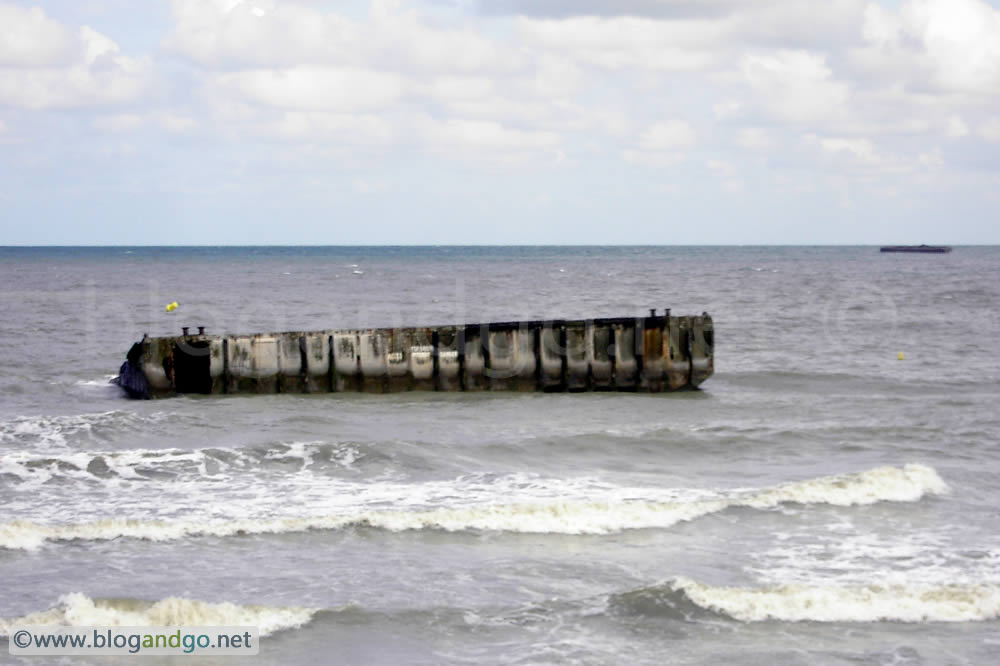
[
  {"x1": 0, "y1": 593, "x2": 316, "y2": 637},
  {"x1": 670, "y1": 576, "x2": 1000, "y2": 623},
  {"x1": 739, "y1": 463, "x2": 948, "y2": 508},
  {"x1": 0, "y1": 411, "x2": 171, "y2": 449},
  {"x1": 0, "y1": 440, "x2": 362, "y2": 487},
  {"x1": 264, "y1": 441, "x2": 320, "y2": 469},
  {"x1": 0, "y1": 464, "x2": 949, "y2": 549},
  {"x1": 0, "y1": 448, "x2": 214, "y2": 485},
  {"x1": 75, "y1": 379, "x2": 115, "y2": 387}
]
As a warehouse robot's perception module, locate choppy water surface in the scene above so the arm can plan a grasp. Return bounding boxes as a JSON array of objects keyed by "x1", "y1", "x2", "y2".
[{"x1": 1, "y1": 246, "x2": 999, "y2": 665}]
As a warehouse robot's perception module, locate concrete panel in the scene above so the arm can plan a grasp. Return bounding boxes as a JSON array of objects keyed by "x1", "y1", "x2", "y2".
[
  {"x1": 513, "y1": 327, "x2": 538, "y2": 390},
  {"x1": 484, "y1": 327, "x2": 534, "y2": 391},
  {"x1": 225, "y1": 336, "x2": 278, "y2": 393},
  {"x1": 614, "y1": 325, "x2": 638, "y2": 389},
  {"x1": 209, "y1": 339, "x2": 225, "y2": 378},
  {"x1": 665, "y1": 318, "x2": 690, "y2": 390},
  {"x1": 689, "y1": 315, "x2": 713, "y2": 388},
  {"x1": 305, "y1": 333, "x2": 330, "y2": 377},
  {"x1": 278, "y1": 334, "x2": 303, "y2": 377},
  {"x1": 333, "y1": 333, "x2": 358, "y2": 376},
  {"x1": 358, "y1": 332, "x2": 387, "y2": 376},
  {"x1": 566, "y1": 323, "x2": 588, "y2": 390},
  {"x1": 387, "y1": 329, "x2": 410, "y2": 379},
  {"x1": 409, "y1": 329, "x2": 434, "y2": 383},
  {"x1": 540, "y1": 325, "x2": 564, "y2": 388},
  {"x1": 463, "y1": 327, "x2": 486, "y2": 390},
  {"x1": 142, "y1": 338, "x2": 172, "y2": 391},
  {"x1": 589, "y1": 323, "x2": 613, "y2": 387},
  {"x1": 228, "y1": 336, "x2": 278, "y2": 379},
  {"x1": 642, "y1": 322, "x2": 666, "y2": 392},
  {"x1": 436, "y1": 327, "x2": 460, "y2": 390}
]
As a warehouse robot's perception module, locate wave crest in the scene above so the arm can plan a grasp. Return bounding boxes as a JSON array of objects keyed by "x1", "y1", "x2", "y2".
[
  {"x1": 0, "y1": 464, "x2": 947, "y2": 550},
  {"x1": 0, "y1": 593, "x2": 316, "y2": 637},
  {"x1": 613, "y1": 576, "x2": 1000, "y2": 623}
]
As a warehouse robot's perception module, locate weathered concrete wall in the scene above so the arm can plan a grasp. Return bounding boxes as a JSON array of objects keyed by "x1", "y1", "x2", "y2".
[{"x1": 119, "y1": 313, "x2": 714, "y2": 398}]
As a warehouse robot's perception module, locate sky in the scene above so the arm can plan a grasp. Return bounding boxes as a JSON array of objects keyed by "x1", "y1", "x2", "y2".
[{"x1": 0, "y1": 0, "x2": 999, "y2": 245}]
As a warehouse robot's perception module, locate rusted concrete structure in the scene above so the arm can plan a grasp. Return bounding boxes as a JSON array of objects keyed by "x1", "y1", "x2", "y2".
[{"x1": 115, "y1": 311, "x2": 714, "y2": 398}]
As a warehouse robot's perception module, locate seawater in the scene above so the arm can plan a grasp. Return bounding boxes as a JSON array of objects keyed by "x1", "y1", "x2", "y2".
[{"x1": 1, "y1": 246, "x2": 999, "y2": 665}]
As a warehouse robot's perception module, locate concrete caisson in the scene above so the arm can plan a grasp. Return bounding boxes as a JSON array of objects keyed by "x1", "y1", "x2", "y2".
[{"x1": 115, "y1": 312, "x2": 714, "y2": 399}]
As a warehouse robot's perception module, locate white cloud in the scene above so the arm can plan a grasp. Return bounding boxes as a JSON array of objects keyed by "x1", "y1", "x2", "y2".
[
  {"x1": 213, "y1": 67, "x2": 405, "y2": 111},
  {"x1": 816, "y1": 136, "x2": 880, "y2": 164},
  {"x1": 426, "y1": 76, "x2": 496, "y2": 102},
  {"x1": 946, "y1": 115, "x2": 969, "y2": 138},
  {"x1": 164, "y1": 0, "x2": 365, "y2": 67},
  {"x1": 706, "y1": 158, "x2": 745, "y2": 192},
  {"x1": 741, "y1": 50, "x2": 849, "y2": 125},
  {"x1": 415, "y1": 115, "x2": 562, "y2": 165},
  {"x1": 93, "y1": 114, "x2": 145, "y2": 133},
  {"x1": 903, "y1": 0, "x2": 1000, "y2": 94},
  {"x1": 862, "y1": 4, "x2": 901, "y2": 48},
  {"x1": 622, "y1": 150, "x2": 685, "y2": 168},
  {"x1": 371, "y1": 3, "x2": 523, "y2": 74},
  {"x1": 165, "y1": 0, "x2": 521, "y2": 74},
  {"x1": 159, "y1": 113, "x2": 197, "y2": 133},
  {"x1": 0, "y1": 4, "x2": 76, "y2": 66},
  {"x1": 713, "y1": 100, "x2": 743, "y2": 119},
  {"x1": 738, "y1": 127, "x2": 773, "y2": 150},
  {"x1": 854, "y1": 0, "x2": 1000, "y2": 96},
  {"x1": 5, "y1": 0, "x2": 1000, "y2": 245},
  {"x1": 518, "y1": 15, "x2": 721, "y2": 71},
  {"x1": 802, "y1": 132, "x2": 937, "y2": 178},
  {"x1": 638, "y1": 120, "x2": 696, "y2": 152},
  {"x1": 271, "y1": 111, "x2": 394, "y2": 144},
  {"x1": 980, "y1": 118, "x2": 1000, "y2": 142},
  {"x1": 0, "y1": 7, "x2": 150, "y2": 110},
  {"x1": 351, "y1": 178, "x2": 389, "y2": 193},
  {"x1": 0, "y1": 63, "x2": 149, "y2": 109},
  {"x1": 93, "y1": 112, "x2": 200, "y2": 135},
  {"x1": 623, "y1": 119, "x2": 696, "y2": 167},
  {"x1": 532, "y1": 54, "x2": 584, "y2": 97}
]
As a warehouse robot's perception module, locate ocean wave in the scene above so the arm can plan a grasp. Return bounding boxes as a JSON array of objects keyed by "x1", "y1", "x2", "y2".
[
  {"x1": 74, "y1": 375, "x2": 119, "y2": 388},
  {"x1": 612, "y1": 576, "x2": 1000, "y2": 623},
  {"x1": 0, "y1": 411, "x2": 172, "y2": 449},
  {"x1": 0, "y1": 593, "x2": 316, "y2": 637},
  {"x1": 0, "y1": 441, "x2": 368, "y2": 486},
  {"x1": 0, "y1": 464, "x2": 947, "y2": 550}
]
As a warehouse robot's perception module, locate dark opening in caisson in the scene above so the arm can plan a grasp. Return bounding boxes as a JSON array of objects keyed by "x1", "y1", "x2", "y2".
[{"x1": 172, "y1": 341, "x2": 212, "y2": 394}]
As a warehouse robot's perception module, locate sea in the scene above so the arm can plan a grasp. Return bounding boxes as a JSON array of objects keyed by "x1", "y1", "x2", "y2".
[{"x1": 0, "y1": 245, "x2": 998, "y2": 665}]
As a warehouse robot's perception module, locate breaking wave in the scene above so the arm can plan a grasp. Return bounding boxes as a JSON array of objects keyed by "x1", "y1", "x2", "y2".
[
  {"x1": 612, "y1": 576, "x2": 1000, "y2": 623},
  {"x1": 0, "y1": 411, "x2": 173, "y2": 449},
  {"x1": 0, "y1": 440, "x2": 366, "y2": 486},
  {"x1": 0, "y1": 464, "x2": 947, "y2": 550},
  {"x1": 0, "y1": 593, "x2": 317, "y2": 637}
]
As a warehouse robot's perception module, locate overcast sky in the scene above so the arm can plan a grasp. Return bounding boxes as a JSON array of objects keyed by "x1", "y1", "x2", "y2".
[{"x1": 1, "y1": 0, "x2": 998, "y2": 245}]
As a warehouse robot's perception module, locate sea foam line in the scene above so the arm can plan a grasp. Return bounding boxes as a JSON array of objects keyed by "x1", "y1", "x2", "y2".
[
  {"x1": 0, "y1": 593, "x2": 316, "y2": 637},
  {"x1": 0, "y1": 464, "x2": 947, "y2": 550},
  {"x1": 663, "y1": 576, "x2": 1000, "y2": 623}
]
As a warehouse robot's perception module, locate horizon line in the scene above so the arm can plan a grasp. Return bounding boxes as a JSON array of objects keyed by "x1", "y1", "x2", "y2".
[{"x1": 0, "y1": 243, "x2": 983, "y2": 249}]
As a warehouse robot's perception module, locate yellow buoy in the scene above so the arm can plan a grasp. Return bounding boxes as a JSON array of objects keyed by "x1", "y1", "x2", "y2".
[
  {"x1": 897, "y1": 352, "x2": 904, "y2": 360},
  {"x1": 165, "y1": 301, "x2": 178, "y2": 312}
]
